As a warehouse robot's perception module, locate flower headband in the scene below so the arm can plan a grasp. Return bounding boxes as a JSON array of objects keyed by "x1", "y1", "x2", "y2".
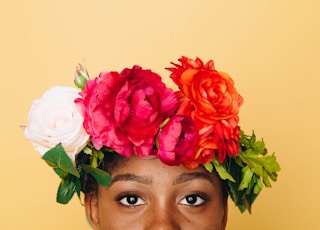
[{"x1": 24, "y1": 56, "x2": 280, "y2": 213}]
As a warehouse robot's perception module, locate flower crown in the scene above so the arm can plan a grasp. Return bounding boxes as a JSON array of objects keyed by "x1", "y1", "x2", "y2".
[{"x1": 24, "y1": 56, "x2": 280, "y2": 213}]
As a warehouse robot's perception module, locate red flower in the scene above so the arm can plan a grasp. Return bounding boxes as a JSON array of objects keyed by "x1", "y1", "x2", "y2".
[
  {"x1": 167, "y1": 56, "x2": 243, "y2": 123},
  {"x1": 183, "y1": 117, "x2": 240, "y2": 169},
  {"x1": 76, "y1": 66, "x2": 178, "y2": 157},
  {"x1": 157, "y1": 115, "x2": 199, "y2": 166},
  {"x1": 210, "y1": 116, "x2": 241, "y2": 163},
  {"x1": 167, "y1": 56, "x2": 242, "y2": 166}
]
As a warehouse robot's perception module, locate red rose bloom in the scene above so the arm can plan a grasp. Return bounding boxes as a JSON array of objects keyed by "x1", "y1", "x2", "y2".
[
  {"x1": 76, "y1": 66, "x2": 178, "y2": 157},
  {"x1": 157, "y1": 115, "x2": 199, "y2": 166}
]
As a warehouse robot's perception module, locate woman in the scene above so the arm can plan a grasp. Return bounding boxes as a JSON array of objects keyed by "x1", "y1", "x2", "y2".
[
  {"x1": 24, "y1": 56, "x2": 280, "y2": 229},
  {"x1": 84, "y1": 152, "x2": 228, "y2": 229}
]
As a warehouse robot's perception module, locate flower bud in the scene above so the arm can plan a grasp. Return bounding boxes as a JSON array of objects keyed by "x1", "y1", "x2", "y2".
[{"x1": 74, "y1": 63, "x2": 90, "y2": 89}]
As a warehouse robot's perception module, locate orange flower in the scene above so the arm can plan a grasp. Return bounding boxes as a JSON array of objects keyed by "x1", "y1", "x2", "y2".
[
  {"x1": 183, "y1": 132, "x2": 219, "y2": 169},
  {"x1": 167, "y1": 56, "x2": 243, "y2": 124},
  {"x1": 210, "y1": 117, "x2": 241, "y2": 163},
  {"x1": 183, "y1": 117, "x2": 240, "y2": 169},
  {"x1": 168, "y1": 57, "x2": 243, "y2": 166}
]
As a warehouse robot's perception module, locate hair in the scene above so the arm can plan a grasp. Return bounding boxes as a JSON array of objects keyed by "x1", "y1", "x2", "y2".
[
  {"x1": 81, "y1": 151, "x2": 229, "y2": 205},
  {"x1": 81, "y1": 151, "x2": 124, "y2": 194}
]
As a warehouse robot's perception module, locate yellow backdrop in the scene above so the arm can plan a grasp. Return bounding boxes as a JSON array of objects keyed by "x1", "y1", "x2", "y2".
[{"x1": 1, "y1": 0, "x2": 320, "y2": 229}]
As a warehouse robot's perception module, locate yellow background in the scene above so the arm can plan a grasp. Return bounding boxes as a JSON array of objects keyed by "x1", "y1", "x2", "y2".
[{"x1": 1, "y1": 0, "x2": 319, "y2": 229}]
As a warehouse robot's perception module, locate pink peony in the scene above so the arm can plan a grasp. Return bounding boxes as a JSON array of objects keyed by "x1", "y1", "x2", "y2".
[
  {"x1": 76, "y1": 66, "x2": 178, "y2": 157},
  {"x1": 157, "y1": 115, "x2": 199, "y2": 166}
]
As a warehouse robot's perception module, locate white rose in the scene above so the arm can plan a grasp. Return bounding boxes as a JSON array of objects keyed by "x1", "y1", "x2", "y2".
[{"x1": 24, "y1": 86, "x2": 90, "y2": 163}]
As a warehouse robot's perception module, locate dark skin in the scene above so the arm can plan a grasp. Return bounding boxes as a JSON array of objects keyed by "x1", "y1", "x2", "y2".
[{"x1": 84, "y1": 155, "x2": 228, "y2": 230}]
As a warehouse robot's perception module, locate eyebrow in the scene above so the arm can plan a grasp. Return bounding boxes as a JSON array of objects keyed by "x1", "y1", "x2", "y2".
[
  {"x1": 110, "y1": 172, "x2": 215, "y2": 186},
  {"x1": 172, "y1": 172, "x2": 215, "y2": 186},
  {"x1": 111, "y1": 173, "x2": 152, "y2": 185}
]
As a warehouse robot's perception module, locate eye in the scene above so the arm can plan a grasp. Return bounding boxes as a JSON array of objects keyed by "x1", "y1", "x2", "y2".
[
  {"x1": 117, "y1": 194, "x2": 146, "y2": 207},
  {"x1": 179, "y1": 194, "x2": 208, "y2": 206}
]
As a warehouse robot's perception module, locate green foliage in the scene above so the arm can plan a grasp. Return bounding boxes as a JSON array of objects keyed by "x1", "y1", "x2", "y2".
[
  {"x1": 205, "y1": 159, "x2": 235, "y2": 182},
  {"x1": 41, "y1": 144, "x2": 112, "y2": 204},
  {"x1": 56, "y1": 174, "x2": 79, "y2": 204},
  {"x1": 41, "y1": 131, "x2": 280, "y2": 211},
  {"x1": 42, "y1": 144, "x2": 79, "y2": 178},
  {"x1": 212, "y1": 130, "x2": 281, "y2": 213},
  {"x1": 80, "y1": 164, "x2": 111, "y2": 186}
]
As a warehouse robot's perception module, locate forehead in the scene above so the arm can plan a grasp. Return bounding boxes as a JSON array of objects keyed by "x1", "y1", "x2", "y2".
[{"x1": 108, "y1": 156, "x2": 220, "y2": 187}]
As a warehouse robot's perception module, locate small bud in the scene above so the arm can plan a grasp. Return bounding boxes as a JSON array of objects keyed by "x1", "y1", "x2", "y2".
[{"x1": 74, "y1": 63, "x2": 90, "y2": 89}]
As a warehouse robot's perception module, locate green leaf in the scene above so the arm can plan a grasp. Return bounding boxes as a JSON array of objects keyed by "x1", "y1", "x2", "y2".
[
  {"x1": 262, "y1": 155, "x2": 281, "y2": 174},
  {"x1": 83, "y1": 146, "x2": 92, "y2": 155},
  {"x1": 53, "y1": 167, "x2": 63, "y2": 178},
  {"x1": 81, "y1": 164, "x2": 111, "y2": 186},
  {"x1": 97, "y1": 150, "x2": 105, "y2": 163},
  {"x1": 239, "y1": 166, "x2": 253, "y2": 190},
  {"x1": 42, "y1": 144, "x2": 80, "y2": 178},
  {"x1": 249, "y1": 132, "x2": 256, "y2": 146},
  {"x1": 90, "y1": 149, "x2": 105, "y2": 168},
  {"x1": 262, "y1": 170, "x2": 271, "y2": 187},
  {"x1": 253, "y1": 177, "x2": 263, "y2": 194},
  {"x1": 225, "y1": 129, "x2": 282, "y2": 213},
  {"x1": 56, "y1": 175, "x2": 77, "y2": 204},
  {"x1": 75, "y1": 177, "x2": 82, "y2": 201},
  {"x1": 254, "y1": 141, "x2": 267, "y2": 155},
  {"x1": 269, "y1": 171, "x2": 278, "y2": 182},
  {"x1": 203, "y1": 162, "x2": 213, "y2": 173},
  {"x1": 212, "y1": 158, "x2": 235, "y2": 182}
]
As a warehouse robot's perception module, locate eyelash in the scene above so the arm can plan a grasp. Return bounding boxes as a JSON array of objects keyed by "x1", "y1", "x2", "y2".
[
  {"x1": 179, "y1": 193, "x2": 209, "y2": 207},
  {"x1": 116, "y1": 193, "x2": 209, "y2": 208},
  {"x1": 116, "y1": 193, "x2": 146, "y2": 207}
]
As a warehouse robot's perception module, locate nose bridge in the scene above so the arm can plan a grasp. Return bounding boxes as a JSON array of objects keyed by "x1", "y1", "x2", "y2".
[{"x1": 145, "y1": 199, "x2": 181, "y2": 230}]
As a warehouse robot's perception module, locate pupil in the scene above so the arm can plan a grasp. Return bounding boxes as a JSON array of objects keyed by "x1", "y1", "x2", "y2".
[
  {"x1": 127, "y1": 196, "x2": 137, "y2": 204},
  {"x1": 186, "y1": 195, "x2": 197, "y2": 204}
]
